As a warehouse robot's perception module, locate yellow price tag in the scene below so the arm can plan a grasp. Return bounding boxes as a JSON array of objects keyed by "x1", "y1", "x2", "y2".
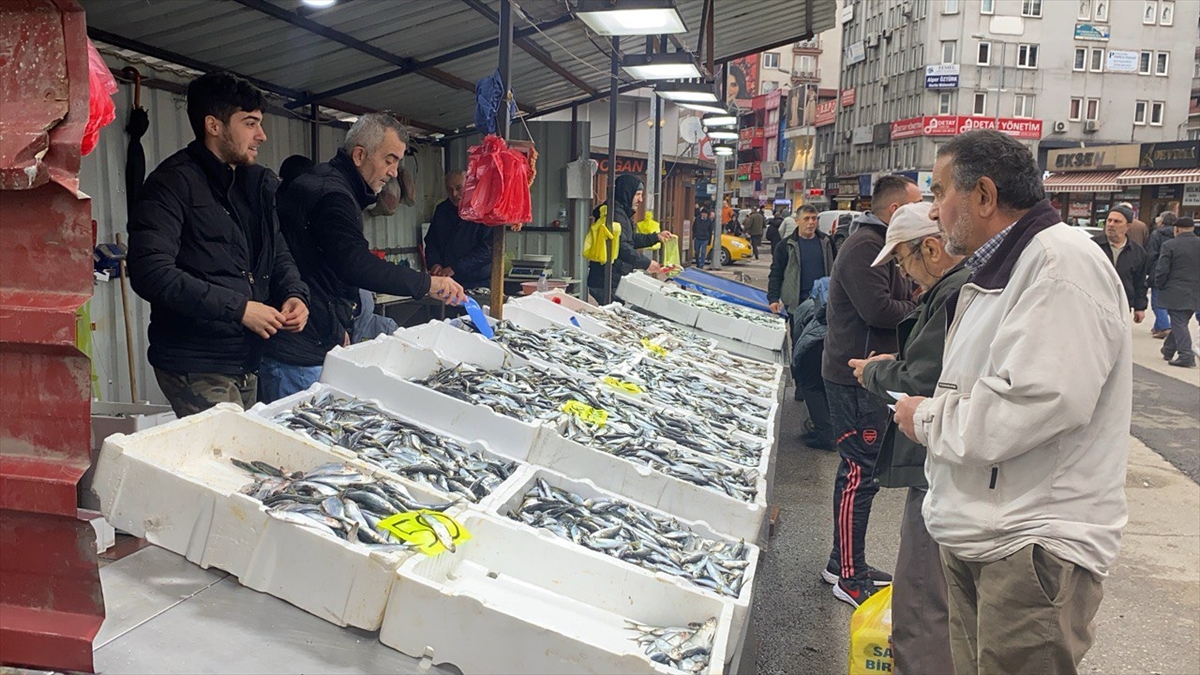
[
  {"x1": 378, "y1": 510, "x2": 471, "y2": 556},
  {"x1": 641, "y1": 338, "x2": 669, "y2": 358},
  {"x1": 561, "y1": 399, "x2": 609, "y2": 427},
  {"x1": 602, "y1": 376, "x2": 644, "y2": 396}
]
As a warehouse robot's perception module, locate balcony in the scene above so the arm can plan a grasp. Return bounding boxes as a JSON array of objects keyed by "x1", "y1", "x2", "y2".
[
  {"x1": 794, "y1": 37, "x2": 821, "y2": 53},
  {"x1": 791, "y1": 68, "x2": 821, "y2": 84}
]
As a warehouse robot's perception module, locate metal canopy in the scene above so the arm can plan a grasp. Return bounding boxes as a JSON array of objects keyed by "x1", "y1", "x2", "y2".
[{"x1": 80, "y1": 0, "x2": 836, "y2": 135}]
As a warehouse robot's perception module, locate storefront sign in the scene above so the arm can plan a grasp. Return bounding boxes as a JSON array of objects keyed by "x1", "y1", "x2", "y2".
[
  {"x1": 1074, "y1": 23, "x2": 1110, "y2": 41},
  {"x1": 1106, "y1": 50, "x2": 1139, "y2": 73},
  {"x1": 761, "y1": 161, "x2": 784, "y2": 179},
  {"x1": 924, "y1": 64, "x2": 960, "y2": 89},
  {"x1": 1068, "y1": 200, "x2": 1092, "y2": 218},
  {"x1": 837, "y1": 178, "x2": 859, "y2": 197},
  {"x1": 891, "y1": 117, "x2": 927, "y2": 140},
  {"x1": 845, "y1": 42, "x2": 866, "y2": 66},
  {"x1": 889, "y1": 115, "x2": 1043, "y2": 140},
  {"x1": 851, "y1": 126, "x2": 873, "y2": 145},
  {"x1": 1139, "y1": 141, "x2": 1200, "y2": 169},
  {"x1": 814, "y1": 100, "x2": 838, "y2": 127},
  {"x1": 591, "y1": 154, "x2": 647, "y2": 174},
  {"x1": 872, "y1": 123, "x2": 892, "y2": 147},
  {"x1": 1153, "y1": 185, "x2": 1183, "y2": 200},
  {"x1": 841, "y1": 88, "x2": 857, "y2": 107},
  {"x1": 1182, "y1": 184, "x2": 1200, "y2": 206},
  {"x1": 1048, "y1": 144, "x2": 1141, "y2": 171}
]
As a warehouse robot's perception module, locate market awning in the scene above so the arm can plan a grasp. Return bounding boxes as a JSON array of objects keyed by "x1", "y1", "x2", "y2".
[
  {"x1": 1116, "y1": 168, "x2": 1200, "y2": 186},
  {"x1": 1042, "y1": 171, "x2": 1122, "y2": 192}
]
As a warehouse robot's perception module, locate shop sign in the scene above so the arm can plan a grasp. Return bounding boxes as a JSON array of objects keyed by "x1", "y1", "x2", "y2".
[
  {"x1": 846, "y1": 42, "x2": 866, "y2": 66},
  {"x1": 841, "y1": 88, "x2": 857, "y2": 107},
  {"x1": 1183, "y1": 184, "x2": 1200, "y2": 206},
  {"x1": 837, "y1": 178, "x2": 859, "y2": 196},
  {"x1": 814, "y1": 100, "x2": 838, "y2": 127},
  {"x1": 1106, "y1": 50, "x2": 1139, "y2": 73},
  {"x1": 1153, "y1": 185, "x2": 1183, "y2": 200},
  {"x1": 1048, "y1": 144, "x2": 1141, "y2": 171},
  {"x1": 1068, "y1": 200, "x2": 1092, "y2": 218},
  {"x1": 872, "y1": 123, "x2": 892, "y2": 147},
  {"x1": 924, "y1": 64, "x2": 960, "y2": 89},
  {"x1": 859, "y1": 175, "x2": 874, "y2": 197},
  {"x1": 1139, "y1": 141, "x2": 1200, "y2": 169},
  {"x1": 1074, "y1": 23, "x2": 1110, "y2": 41},
  {"x1": 591, "y1": 154, "x2": 647, "y2": 174},
  {"x1": 761, "y1": 161, "x2": 784, "y2": 179},
  {"x1": 889, "y1": 115, "x2": 1044, "y2": 140},
  {"x1": 851, "y1": 126, "x2": 873, "y2": 145},
  {"x1": 891, "y1": 116, "x2": 927, "y2": 140}
]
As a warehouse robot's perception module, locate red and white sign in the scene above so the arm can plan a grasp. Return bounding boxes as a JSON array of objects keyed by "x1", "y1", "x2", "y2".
[
  {"x1": 841, "y1": 88, "x2": 856, "y2": 107},
  {"x1": 890, "y1": 116, "x2": 1044, "y2": 141},
  {"x1": 814, "y1": 100, "x2": 838, "y2": 127},
  {"x1": 698, "y1": 137, "x2": 714, "y2": 161}
]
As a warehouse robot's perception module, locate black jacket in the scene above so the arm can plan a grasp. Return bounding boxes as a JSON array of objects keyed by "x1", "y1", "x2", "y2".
[
  {"x1": 1092, "y1": 235, "x2": 1148, "y2": 312},
  {"x1": 268, "y1": 150, "x2": 431, "y2": 366},
  {"x1": 1154, "y1": 230, "x2": 1200, "y2": 311},
  {"x1": 587, "y1": 174, "x2": 658, "y2": 295},
  {"x1": 127, "y1": 140, "x2": 308, "y2": 375},
  {"x1": 424, "y1": 199, "x2": 493, "y2": 287},
  {"x1": 821, "y1": 213, "x2": 916, "y2": 386}
]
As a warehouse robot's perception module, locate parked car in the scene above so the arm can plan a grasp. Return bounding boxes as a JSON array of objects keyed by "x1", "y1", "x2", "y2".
[
  {"x1": 720, "y1": 233, "x2": 754, "y2": 265},
  {"x1": 819, "y1": 210, "x2": 862, "y2": 250}
]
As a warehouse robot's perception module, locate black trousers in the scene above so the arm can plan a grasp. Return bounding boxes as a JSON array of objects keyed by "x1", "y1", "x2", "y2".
[
  {"x1": 796, "y1": 344, "x2": 832, "y2": 440},
  {"x1": 1163, "y1": 309, "x2": 1195, "y2": 362},
  {"x1": 749, "y1": 234, "x2": 762, "y2": 258},
  {"x1": 826, "y1": 380, "x2": 890, "y2": 579}
]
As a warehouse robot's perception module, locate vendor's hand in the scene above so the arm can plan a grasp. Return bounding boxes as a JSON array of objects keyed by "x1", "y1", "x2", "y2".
[
  {"x1": 895, "y1": 395, "x2": 927, "y2": 443},
  {"x1": 1134, "y1": 310, "x2": 1145, "y2": 324},
  {"x1": 429, "y1": 275, "x2": 467, "y2": 305},
  {"x1": 656, "y1": 231, "x2": 675, "y2": 243},
  {"x1": 769, "y1": 301, "x2": 783, "y2": 314},
  {"x1": 280, "y1": 297, "x2": 309, "y2": 332},
  {"x1": 428, "y1": 264, "x2": 442, "y2": 276},
  {"x1": 241, "y1": 301, "x2": 286, "y2": 339},
  {"x1": 646, "y1": 260, "x2": 663, "y2": 274},
  {"x1": 509, "y1": 223, "x2": 523, "y2": 232},
  {"x1": 439, "y1": 266, "x2": 455, "y2": 278}
]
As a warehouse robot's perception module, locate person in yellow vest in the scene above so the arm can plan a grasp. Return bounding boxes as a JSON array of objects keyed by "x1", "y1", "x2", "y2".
[{"x1": 586, "y1": 174, "x2": 672, "y2": 303}]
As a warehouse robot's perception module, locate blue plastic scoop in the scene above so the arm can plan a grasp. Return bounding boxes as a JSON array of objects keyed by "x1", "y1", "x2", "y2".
[{"x1": 461, "y1": 296, "x2": 494, "y2": 339}]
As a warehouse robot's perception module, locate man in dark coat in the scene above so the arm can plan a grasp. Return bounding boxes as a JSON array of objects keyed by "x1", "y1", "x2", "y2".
[
  {"x1": 743, "y1": 206, "x2": 767, "y2": 259},
  {"x1": 1154, "y1": 216, "x2": 1200, "y2": 367},
  {"x1": 425, "y1": 170, "x2": 494, "y2": 289},
  {"x1": 587, "y1": 174, "x2": 672, "y2": 303},
  {"x1": 1146, "y1": 211, "x2": 1178, "y2": 337},
  {"x1": 1093, "y1": 205, "x2": 1148, "y2": 322},
  {"x1": 692, "y1": 207, "x2": 715, "y2": 268},
  {"x1": 127, "y1": 72, "x2": 309, "y2": 417}
]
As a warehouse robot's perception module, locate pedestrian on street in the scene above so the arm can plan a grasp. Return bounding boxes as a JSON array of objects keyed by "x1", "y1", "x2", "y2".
[
  {"x1": 1093, "y1": 205, "x2": 1148, "y2": 322},
  {"x1": 744, "y1": 206, "x2": 767, "y2": 259},
  {"x1": 765, "y1": 208, "x2": 785, "y2": 252},
  {"x1": 1153, "y1": 216, "x2": 1200, "y2": 368},
  {"x1": 1119, "y1": 201, "x2": 1149, "y2": 247},
  {"x1": 1146, "y1": 211, "x2": 1178, "y2": 338},
  {"x1": 692, "y1": 207, "x2": 715, "y2": 268},
  {"x1": 821, "y1": 174, "x2": 922, "y2": 607},
  {"x1": 894, "y1": 129, "x2": 1132, "y2": 675},
  {"x1": 848, "y1": 201, "x2": 967, "y2": 675},
  {"x1": 127, "y1": 72, "x2": 310, "y2": 417}
]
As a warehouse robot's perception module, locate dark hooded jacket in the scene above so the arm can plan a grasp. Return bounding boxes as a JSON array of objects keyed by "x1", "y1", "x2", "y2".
[{"x1": 587, "y1": 174, "x2": 660, "y2": 297}]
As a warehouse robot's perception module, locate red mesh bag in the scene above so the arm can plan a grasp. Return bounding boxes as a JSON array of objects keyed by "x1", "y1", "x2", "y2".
[{"x1": 459, "y1": 134, "x2": 532, "y2": 225}]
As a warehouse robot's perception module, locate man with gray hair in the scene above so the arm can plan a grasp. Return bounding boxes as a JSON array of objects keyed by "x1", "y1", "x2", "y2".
[
  {"x1": 261, "y1": 112, "x2": 466, "y2": 402},
  {"x1": 894, "y1": 130, "x2": 1131, "y2": 674}
]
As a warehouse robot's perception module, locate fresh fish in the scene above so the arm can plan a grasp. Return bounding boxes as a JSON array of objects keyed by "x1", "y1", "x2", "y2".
[
  {"x1": 626, "y1": 617, "x2": 718, "y2": 673},
  {"x1": 417, "y1": 512, "x2": 457, "y2": 553},
  {"x1": 663, "y1": 287, "x2": 785, "y2": 329}
]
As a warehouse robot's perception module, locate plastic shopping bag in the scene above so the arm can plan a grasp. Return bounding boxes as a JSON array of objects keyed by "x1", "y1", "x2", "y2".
[
  {"x1": 661, "y1": 236, "x2": 681, "y2": 269},
  {"x1": 583, "y1": 205, "x2": 619, "y2": 263},
  {"x1": 848, "y1": 584, "x2": 893, "y2": 675},
  {"x1": 636, "y1": 210, "x2": 663, "y2": 250},
  {"x1": 84, "y1": 39, "x2": 118, "y2": 156},
  {"x1": 459, "y1": 134, "x2": 532, "y2": 225}
]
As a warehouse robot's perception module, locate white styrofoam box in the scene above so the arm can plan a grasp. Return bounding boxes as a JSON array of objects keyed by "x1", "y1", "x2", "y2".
[
  {"x1": 394, "y1": 320, "x2": 507, "y2": 370},
  {"x1": 693, "y1": 305, "x2": 754, "y2": 344},
  {"x1": 538, "y1": 288, "x2": 599, "y2": 314},
  {"x1": 78, "y1": 509, "x2": 116, "y2": 554},
  {"x1": 82, "y1": 402, "x2": 178, "y2": 510},
  {"x1": 248, "y1": 381, "x2": 530, "y2": 514},
  {"x1": 381, "y1": 513, "x2": 734, "y2": 675},
  {"x1": 91, "y1": 405, "x2": 440, "y2": 629},
  {"x1": 506, "y1": 294, "x2": 613, "y2": 336},
  {"x1": 615, "y1": 275, "x2": 656, "y2": 307},
  {"x1": 744, "y1": 319, "x2": 788, "y2": 352},
  {"x1": 644, "y1": 291, "x2": 703, "y2": 328}
]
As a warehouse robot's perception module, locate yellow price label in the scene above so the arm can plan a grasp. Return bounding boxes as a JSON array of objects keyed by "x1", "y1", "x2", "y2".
[
  {"x1": 378, "y1": 510, "x2": 471, "y2": 556},
  {"x1": 641, "y1": 338, "x2": 669, "y2": 358},
  {"x1": 561, "y1": 399, "x2": 609, "y2": 427},
  {"x1": 602, "y1": 376, "x2": 644, "y2": 395}
]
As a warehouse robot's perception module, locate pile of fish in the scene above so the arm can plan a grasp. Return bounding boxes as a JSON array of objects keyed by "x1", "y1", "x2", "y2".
[
  {"x1": 655, "y1": 335, "x2": 779, "y2": 383},
  {"x1": 417, "y1": 365, "x2": 759, "y2": 501},
  {"x1": 464, "y1": 319, "x2": 635, "y2": 378},
  {"x1": 271, "y1": 394, "x2": 518, "y2": 503},
  {"x1": 623, "y1": 360, "x2": 770, "y2": 438},
  {"x1": 232, "y1": 459, "x2": 458, "y2": 551},
  {"x1": 663, "y1": 288, "x2": 785, "y2": 329},
  {"x1": 597, "y1": 304, "x2": 714, "y2": 349},
  {"x1": 509, "y1": 478, "x2": 749, "y2": 598},
  {"x1": 627, "y1": 617, "x2": 718, "y2": 673}
]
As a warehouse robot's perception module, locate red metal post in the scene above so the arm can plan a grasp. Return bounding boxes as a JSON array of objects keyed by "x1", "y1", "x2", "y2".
[{"x1": 0, "y1": 0, "x2": 105, "y2": 670}]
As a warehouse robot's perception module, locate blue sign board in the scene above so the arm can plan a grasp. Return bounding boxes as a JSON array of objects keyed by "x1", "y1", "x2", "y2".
[{"x1": 924, "y1": 64, "x2": 960, "y2": 89}]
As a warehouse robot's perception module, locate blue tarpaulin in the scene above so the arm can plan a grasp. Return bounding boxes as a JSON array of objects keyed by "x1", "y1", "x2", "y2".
[{"x1": 671, "y1": 268, "x2": 772, "y2": 313}]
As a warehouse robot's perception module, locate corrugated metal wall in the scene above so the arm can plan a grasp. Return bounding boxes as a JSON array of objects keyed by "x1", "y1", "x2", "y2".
[{"x1": 80, "y1": 79, "x2": 443, "y2": 405}]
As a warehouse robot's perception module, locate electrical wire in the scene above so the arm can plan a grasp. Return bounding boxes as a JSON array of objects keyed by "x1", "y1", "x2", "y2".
[{"x1": 511, "y1": 1, "x2": 638, "y2": 84}]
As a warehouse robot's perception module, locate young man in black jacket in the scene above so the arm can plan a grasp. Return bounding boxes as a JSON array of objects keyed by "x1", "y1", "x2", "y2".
[
  {"x1": 261, "y1": 113, "x2": 467, "y2": 402},
  {"x1": 822, "y1": 174, "x2": 921, "y2": 607},
  {"x1": 1092, "y1": 205, "x2": 1148, "y2": 322},
  {"x1": 127, "y1": 72, "x2": 310, "y2": 417}
]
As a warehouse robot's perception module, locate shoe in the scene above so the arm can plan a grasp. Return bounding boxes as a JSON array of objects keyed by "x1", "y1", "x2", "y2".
[
  {"x1": 793, "y1": 389, "x2": 805, "y2": 402},
  {"x1": 1162, "y1": 349, "x2": 1174, "y2": 361},
  {"x1": 1151, "y1": 329, "x2": 1170, "y2": 339},
  {"x1": 821, "y1": 561, "x2": 893, "y2": 586},
  {"x1": 1168, "y1": 357, "x2": 1196, "y2": 368},
  {"x1": 801, "y1": 432, "x2": 834, "y2": 451},
  {"x1": 833, "y1": 575, "x2": 881, "y2": 609}
]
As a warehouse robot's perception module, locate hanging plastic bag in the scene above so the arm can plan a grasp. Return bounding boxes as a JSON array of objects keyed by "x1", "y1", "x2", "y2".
[
  {"x1": 84, "y1": 39, "x2": 118, "y2": 156},
  {"x1": 637, "y1": 210, "x2": 663, "y2": 250},
  {"x1": 848, "y1": 585, "x2": 893, "y2": 675},
  {"x1": 459, "y1": 134, "x2": 532, "y2": 225},
  {"x1": 583, "y1": 205, "x2": 621, "y2": 263},
  {"x1": 660, "y1": 236, "x2": 681, "y2": 270}
]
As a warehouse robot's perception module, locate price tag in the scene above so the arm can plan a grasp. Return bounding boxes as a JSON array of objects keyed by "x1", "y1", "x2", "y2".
[
  {"x1": 378, "y1": 510, "x2": 471, "y2": 556},
  {"x1": 641, "y1": 338, "x2": 669, "y2": 358},
  {"x1": 602, "y1": 376, "x2": 644, "y2": 395},
  {"x1": 561, "y1": 399, "x2": 609, "y2": 427}
]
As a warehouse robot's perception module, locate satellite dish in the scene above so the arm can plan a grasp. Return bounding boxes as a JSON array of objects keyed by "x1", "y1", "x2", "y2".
[{"x1": 679, "y1": 116, "x2": 705, "y2": 144}]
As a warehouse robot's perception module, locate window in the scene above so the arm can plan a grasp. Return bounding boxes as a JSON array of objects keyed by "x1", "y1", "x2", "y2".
[
  {"x1": 978, "y1": 41, "x2": 992, "y2": 65},
  {"x1": 1139, "y1": 51, "x2": 1153, "y2": 74},
  {"x1": 1155, "y1": 51, "x2": 1169, "y2": 75},
  {"x1": 1086, "y1": 98, "x2": 1100, "y2": 121},
  {"x1": 1013, "y1": 94, "x2": 1035, "y2": 118},
  {"x1": 1134, "y1": 100, "x2": 1148, "y2": 125},
  {"x1": 1069, "y1": 97, "x2": 1083, "y2": 121},
  {"x1": 1095, "y1": 1, "x2": 1108, "y2": 21},
  {"x1": 1150, "y1": 101, "x2": 1164, "y2": 125},
  {"x1": 938, "y1": 91, "x2": 953, "y2": 114},
  {"x1": 1161, "y1": 1, "x2": 1174, "y2": 25},
  {"x1": 1022, "y1": 0, "x2": 1043, "y2": 17},
  {"x1": 981, "y1": 0, "x2": 995, "y2": 14},
  {"x1": 973, "y1": 92, "x2": 988, "y2": 116},
  {"x1": 941, "y1": 40, "x2": 957, "y2": 64},
  {"x1": 1078, "y1": 0, "x2": 1091, "y2": 19},
  {"x1": 944, "y1": 0, "x2": 960, "y2": 14},
  {"x1": 1090, "y1": 48, "x2": 1104, "y2": 72},
  {"x1": 1074, "y1": 47, "x2": 1087, "y2": 71},
  {"x1": 763, "y1": 52, "x2": 780, "y2": 69},
  {"x1": 1144, "y1": 1, "x2": 1157, "y2": 24},
  {"x1": 1017, "y1": 44, "x2": 1039, "y2": 69}
]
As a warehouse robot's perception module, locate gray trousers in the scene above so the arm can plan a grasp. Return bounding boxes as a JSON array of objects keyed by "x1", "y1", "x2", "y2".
[
  {"x1": 1163, "y1": 309, "x2": 1195, "y2": 362},
  {"x1": 941, "y1": 544, "x2": 1104, "y2": 675},
  {"x1": 892, "y1": 488, "x2": 954, "y2": 675},
  {"x1": 154, "y1": 368, "x2": 257, "y2": 418}
]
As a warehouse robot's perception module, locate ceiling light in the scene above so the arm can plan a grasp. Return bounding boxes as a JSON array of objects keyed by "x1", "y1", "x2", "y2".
[
  {"x1": 654, "y1": 81, "x2": 720, "y2": 104},
  {"x1": 676, "y1": 102, "x2": 730, "y2": 115},
  {"x1": 301, "y1": 0, "x2": 338, "y2": 8},
  {"x1": 575, "y1": 0, "x2": 687, "y2": 36},
  {"x1": 706, "y1": 130, "x2": 738, "y2": 140},
  {"x1": 713, "y1": 145, "x2": 735, "y2": 156},
  {"x1": 621, "y1": 52, "x2": 703, "y2": 81},
  {"x1": 701, "y1": 113, "x2": 737, "y2": 127}
]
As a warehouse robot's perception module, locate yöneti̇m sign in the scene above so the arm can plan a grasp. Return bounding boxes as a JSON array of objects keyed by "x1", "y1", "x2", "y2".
[{"x1": 890, "y1": 116, "x2": 1043, "y2": 141}]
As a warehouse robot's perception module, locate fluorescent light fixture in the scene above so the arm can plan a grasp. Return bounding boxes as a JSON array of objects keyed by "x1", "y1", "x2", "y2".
[
  {"x1": 575, "y1": 0, "x2": 687, "y2": 36},
  {"x1": 301, "y1": 0, "x2": 337, "y2": 7},
  {"x1": 706, "y1": 130, "x2": 738, "y2": 140},
  {"x1": 621, "y1": 52, "x2": 703, "y2": 81},
  {"x1": 713, "y1": 145, "x2": 735, "y2": 155},
  {"x1": 701, "y1": 113, "x2": 738, "y2": 127},
  {"x1": 677, "y1": 102, "x2": 730, "y2": 114},
  {"x1": 654, "y1": 81, "x2": 720, "y2": 104}
]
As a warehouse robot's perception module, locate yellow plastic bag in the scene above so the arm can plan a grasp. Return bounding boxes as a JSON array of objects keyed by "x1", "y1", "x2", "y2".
[
  {"x1": 583, "y1": 205, "x2": 621, "y2": 263},
  {"x1": 661, "y1": 236, "x2": 680, "y2": 269},
  {"x1": 637, "y1": 210, "x2": 662, "y2": 250},
  {"x1": 848, "y1": 584, "x2": 893, "y2": 675}
]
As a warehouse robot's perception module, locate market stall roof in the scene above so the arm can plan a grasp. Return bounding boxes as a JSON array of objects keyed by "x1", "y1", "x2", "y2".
[
  {"x1": 1115, "y1": 168, "x2": 1200, "y2": 186},
  {"x1": 80, "y1": 0, "x2": 836, "y2": 135},
  {"x1": 1042, "y1": 170, "x2": 1123, "y2": 193}
]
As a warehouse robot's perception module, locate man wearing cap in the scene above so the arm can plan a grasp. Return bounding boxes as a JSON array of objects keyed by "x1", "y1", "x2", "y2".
[
  {"x1": 1154, "y1": 216, "x2": 1200, "y2": 368},
  {"x1": 1118, "y1": 202, "x2": 1149, "y2": 247},
  {"x1": 1093, "y1": 205, "x2": 1148, "y2": 322},
  {"x1": 847, "y1": 201, "x2": 967, "y2": 675}
]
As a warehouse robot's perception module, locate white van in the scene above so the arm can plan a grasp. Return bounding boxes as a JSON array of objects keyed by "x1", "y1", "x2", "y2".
[{"x1": 818, "y1": 210, "x2": 862, "y2": 248}]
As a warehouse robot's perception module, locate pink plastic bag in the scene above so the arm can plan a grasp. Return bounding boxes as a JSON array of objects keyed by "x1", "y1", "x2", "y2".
[
  {"x1": 83, "y1": 39, "x2": 118, "y2": 156},
  {"x1": 459, "y1": 135, "x2": 531, "y2": 225}
]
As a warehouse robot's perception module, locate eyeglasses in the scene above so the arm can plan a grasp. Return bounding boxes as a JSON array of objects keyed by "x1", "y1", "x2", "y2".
[{"x1": 893, "y1": 247, "x2": 920, "y2": 268}]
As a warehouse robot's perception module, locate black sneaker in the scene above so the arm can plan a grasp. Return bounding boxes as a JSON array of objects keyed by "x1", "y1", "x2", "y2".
[
  {"x1": 833, "y1": 575, "x2": 880, "y2": 609},
  {"x1": 821, "y1": 561, "x2": 892, "y2": 586},
  {"x1": 1168, "y1": 356, "x2": 1196, "y2": 368}
]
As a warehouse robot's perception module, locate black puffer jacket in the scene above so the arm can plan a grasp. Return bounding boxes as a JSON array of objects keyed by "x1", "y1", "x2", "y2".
[
  {"x1": 127, "y1": 141, "x2": 308, "y2": 375},
  {"x1": 587, "y1": 174, "x2": 659, "y2": 296},
  {"x1": 1092, "y1": 235, "x2": 1148, "y2": 311}
]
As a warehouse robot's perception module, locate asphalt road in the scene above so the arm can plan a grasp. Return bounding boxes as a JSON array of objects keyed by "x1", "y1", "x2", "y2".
[{"x1": 1131, "y1": 363, "x2": 1200, "y2": 483}]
